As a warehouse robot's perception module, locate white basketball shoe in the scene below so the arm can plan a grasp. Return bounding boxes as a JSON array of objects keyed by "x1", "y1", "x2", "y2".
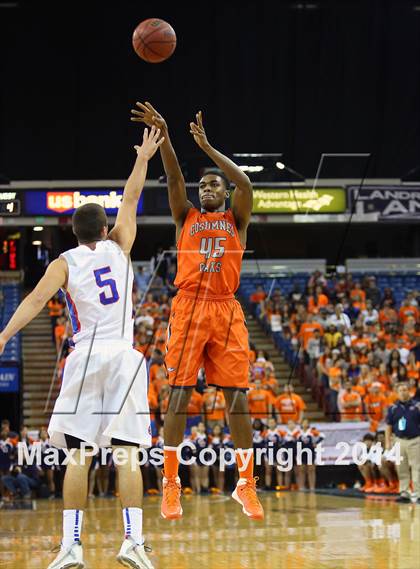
[
  {"x1": 117, "y1": 537, "x2": 154, "y2": 569},
  {"x1": 47, "y1": 541, "x2": 84, "y2": 568}
]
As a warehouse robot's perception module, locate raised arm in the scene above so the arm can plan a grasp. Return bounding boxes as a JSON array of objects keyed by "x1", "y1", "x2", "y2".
[
  {"x1": 131, "y1": 102, "x2": 192, "y2": 236},
  {"x1": 0, "y1": 258, "x2": 68, "y2": 355},
  {"x1": 108, "y1": 126, "x2": 164, "y2": 254},
  {"x1": 190, "y1": 111, "x2": 253, "y2": 232}
]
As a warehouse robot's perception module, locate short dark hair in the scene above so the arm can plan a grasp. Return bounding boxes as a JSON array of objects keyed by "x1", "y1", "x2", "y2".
[
  {"x1": 72, "y1": 204, "x2": 108, "y2": 243},
  {"x1": 201, "y1": 169, "x2": 231, "y2": 192},
  {"x1": 363, "y1": 433, "x2": 375, "y2": 442}
]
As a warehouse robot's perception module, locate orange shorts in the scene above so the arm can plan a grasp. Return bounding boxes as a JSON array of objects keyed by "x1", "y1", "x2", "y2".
[{"x1": 165, "y1": 291, "x2": 250, "y2": 389}]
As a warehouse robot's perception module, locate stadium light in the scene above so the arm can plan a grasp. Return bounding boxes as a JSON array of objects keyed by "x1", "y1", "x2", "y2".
[
  {"x1": 33, "y1": 226, "x2": 44, "y2": 232},
  {"x1": 32, "y1": 240, "x2": 42, "y2": 246},
  {"x1": 239, "y1": 165, "x2": 264, "y2": 172},
  {"x1": 276, "y1": 162, "x2": 286, "y2": 170}
]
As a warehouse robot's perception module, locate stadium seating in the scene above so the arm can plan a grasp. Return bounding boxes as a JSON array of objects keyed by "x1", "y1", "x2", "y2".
[{"x1": 0, "y1": 284, "x2": 21, "y2": 363}]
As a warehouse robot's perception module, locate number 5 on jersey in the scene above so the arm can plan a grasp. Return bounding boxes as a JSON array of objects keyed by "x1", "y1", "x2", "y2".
[
  {"x1": 94, "y1": 267, "x2": 120, "y2": 305},
  {"x1": 199, "y1": 237, "x2": 226, "y2": 259}
]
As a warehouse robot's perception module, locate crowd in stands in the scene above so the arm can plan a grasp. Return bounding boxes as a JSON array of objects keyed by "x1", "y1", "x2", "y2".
[
  {"x1": 2, "y1": 255, "x2": 330, "y2": 501},
  {"x1": 251, "y1": 271, "x2": 420, "y2": 431}
]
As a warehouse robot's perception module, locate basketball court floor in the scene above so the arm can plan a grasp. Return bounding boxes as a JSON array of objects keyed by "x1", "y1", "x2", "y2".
[{"x1": 0, "y1": 492, "x2": 418, "y2": 568}]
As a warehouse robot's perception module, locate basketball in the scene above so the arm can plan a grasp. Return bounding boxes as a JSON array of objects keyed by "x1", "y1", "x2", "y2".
[{"x1": 132, "y1": 18, "x2": 176, "y2": 63}]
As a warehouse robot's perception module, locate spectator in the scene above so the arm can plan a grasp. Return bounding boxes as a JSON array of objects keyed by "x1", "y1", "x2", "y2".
[
  {"x1": 202, "y1": 387, "x2": 226, "y2": 430},
  {"x1": 1, "y1": 463, "x2": 39, "y2": 500},
  {"x1": 324, "y1": 325, "x2": 342, "y2": 349},
  {"x1": 47, "y1": 294, "x2": 64, "y2": 342},
  {"x1": 247, "y1": 378, "x2": 273, "y2": 423},
  {"x1": 307, "y1": 285, "x2": 329, "y2": 315},
  {"x1": 364, "y1": 382, "x2": 387, "y2": 432},
  {"x1": 189, "y1": 422, "x2": 209, "y2": 494},
  {"x1": 338, "y1": 380, "x2": 363, "y2": 422},
  {"x1": 385, "y1": 382, "x2": 420, "y2": 503},
  {"x1": 298, "y1": 313, "x2": 324, "y2": 356},
  {"x1": 357, "y1": 433, "x2": 377, "y2": 492},
  {"x1": 186, "y1": 389, "x2": 204, "y2": 431},
  {"x1": 134, "y1": 265, "x2": 150, "y2": 294},
  {"x1": 365, "y1": 277, "x2": 381, "y2": 307},
  {"x1": 306, "y1": 329, "x2": 323, "y2": 364},
  {"x1": 264, "y1": 417, "x2": 284, "y2": 490},
  {"x1": 380, "y1": 288, "x2": 396, "y2": 308},
  {"x1": 295, "y1": 419, "x2": 324, "y2": 491},
  {"x1": 274, "y1": 384, "x2": 306, "y2": 424},
  {"x1": 361, "y1": 300, "x2": 379, "y2": 326},
  {"x1": 209, "y1": 424, "x2": 225, "y2": 492},
  {"x1": 1, "y1": 420, "x2": 18, "y2": 443},
  {"x1": 327, "y1": 304, "x2": 351, "y2": 333}
]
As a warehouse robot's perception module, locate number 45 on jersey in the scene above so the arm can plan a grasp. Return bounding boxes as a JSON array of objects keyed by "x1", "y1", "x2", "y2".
[{"x1": 199, "y1": 237, "x2": 226, "y2": 273}]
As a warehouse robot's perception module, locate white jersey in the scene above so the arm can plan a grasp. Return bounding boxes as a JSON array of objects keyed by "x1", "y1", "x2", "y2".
[{"x1": 61, "y1": 240, "x2": 134, "y2": 345}]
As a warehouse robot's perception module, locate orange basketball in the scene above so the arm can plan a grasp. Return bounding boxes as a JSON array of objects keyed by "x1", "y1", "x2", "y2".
[{"x1": 132, "y1": 18, "x2": 177, "y2": 63}]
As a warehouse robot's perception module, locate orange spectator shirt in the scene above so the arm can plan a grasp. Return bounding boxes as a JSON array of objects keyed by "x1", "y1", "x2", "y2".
[
  {"x1": 351, "y1": 337, "x2": 372, "y2": 350},
  {"x1": 175, "y1": 208, "x2": 244, "y2": 298},
  {"x1": 203, "y1": 391, "x2": 226, "y2": 421},
  {"x1": 248, "y1": 388, "x2": 273, "y2": 419},
  {"x1": 274, "y1": 393, "x2": 306, "y2": 422},
  {"x1": 364, "y1": 393, "x2": 387, "y2": 422},
  {"x1": 308, "y1": 294, "x2": 329, "y2": 313},
  {"x1": 340, "y1": 392, "x2": 363, "y2": 420},
  {"x1": 299, "y1": 322, "x2": 324, "y2": 349},
  {"x1": 328, "y1": 367, "x2": 342, "y2": 391},
  {"x1": 250, "y1": 291, "x2": 266, "y2": 303},
  {"x1": 399, "y1": 305, "x2": 419, "y2": 324},
  {"x1": 48, "y1": 300, "x2": 63, "y2": 317},
  {"x1": 187, "y1": 390, "x2": 203, "y2": 417}
]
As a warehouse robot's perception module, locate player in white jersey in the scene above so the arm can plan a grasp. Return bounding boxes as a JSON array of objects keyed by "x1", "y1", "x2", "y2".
[{"x1": 0, "y1": 126, "x2": 164, "y2": 569}]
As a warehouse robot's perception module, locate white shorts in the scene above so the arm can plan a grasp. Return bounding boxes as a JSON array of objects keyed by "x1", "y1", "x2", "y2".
[{"x1": 48, "y1": 341, "x2": 151, "y2": 449}]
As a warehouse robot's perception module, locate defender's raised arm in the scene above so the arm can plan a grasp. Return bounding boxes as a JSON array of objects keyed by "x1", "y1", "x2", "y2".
[
  {"x1": 108, "y1": 125, "x2": 164, "y2": 254},
  {"x1": 131, "y1": 102, "x2": 192, "y2": 236}
]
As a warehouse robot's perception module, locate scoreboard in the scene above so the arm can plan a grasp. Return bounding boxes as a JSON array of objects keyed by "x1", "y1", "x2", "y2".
[{"x1": 0, "y1": 192, "x2": 21, "y2": 216}]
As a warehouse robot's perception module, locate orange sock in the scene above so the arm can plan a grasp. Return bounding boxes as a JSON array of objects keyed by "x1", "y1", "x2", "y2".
[
  {"x1": 163, "y1": 446, "x2": 179, "y2": 479},
  {"x1": 236, "y1": 448, "x2": 254, "y2": 479}
]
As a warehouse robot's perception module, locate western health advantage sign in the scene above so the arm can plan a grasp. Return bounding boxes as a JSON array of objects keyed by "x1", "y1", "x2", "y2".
[{"x1": 252, "y1": 188, "x2": 346, "y2": 214}]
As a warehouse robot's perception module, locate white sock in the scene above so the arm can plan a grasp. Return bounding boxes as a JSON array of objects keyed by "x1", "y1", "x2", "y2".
[
  {"x1": 123, "y1": 507, "x2": 143, "y2": 545},
  {"x1": 62, "y1": 509, "x2": 83, "y2": 548}
]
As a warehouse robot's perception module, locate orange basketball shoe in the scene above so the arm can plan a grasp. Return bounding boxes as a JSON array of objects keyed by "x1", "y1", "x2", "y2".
[
  {"x1": 161, "y1": 475, "x2": 183, "y2": 520},
  {"x1": 232, "y1": 478, "x2": 264, "y2": 520}
]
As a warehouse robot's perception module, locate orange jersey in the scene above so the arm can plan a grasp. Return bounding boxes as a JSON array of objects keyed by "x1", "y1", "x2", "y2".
[
  {"x1": 174, "y1": 208, "x2": 244, "y2": 298},
  {"x1": 299, "y1": 322, "x2": 324, "y2": 349},
  {"x1": 399, "y1": 305, "x2": 419, "y2": 324},
  {"x1": 364, "y1": 393, "x2": 387, "y2": 422},
  {"x1": 340, "y1": 391, "x2": 363, "y2": 421},
  {"x1": 248, "y1": 388, "x2": 272, "y2": 419},
  {"x1": 203, "y1": 391, "x2": 226, "y2": 421},
  {"x1": 274, "y1": 393, "x2": 306, "y2": 422},
  {"x1": 187, "y1": 390, "x2": 203, "y2": 417}
]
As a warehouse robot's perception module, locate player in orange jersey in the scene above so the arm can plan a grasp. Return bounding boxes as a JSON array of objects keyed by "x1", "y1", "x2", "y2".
[{"x1": 131, "y1": 102, "x2": 264, "y2": 521}]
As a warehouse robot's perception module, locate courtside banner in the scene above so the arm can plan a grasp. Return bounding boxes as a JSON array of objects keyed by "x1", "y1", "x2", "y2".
[
  {"x1": 24, "y1": 190, "x2": 144, "y2": 216},
  {"x1": 0, "y1": 366, "x2": 19, "y2": 392},
  {"x1": 348, "y1": 185, "x2": 420, "y2": 218},
  {"x1": 252, "y1": 187, "x2": 346, "y2": 213}
]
